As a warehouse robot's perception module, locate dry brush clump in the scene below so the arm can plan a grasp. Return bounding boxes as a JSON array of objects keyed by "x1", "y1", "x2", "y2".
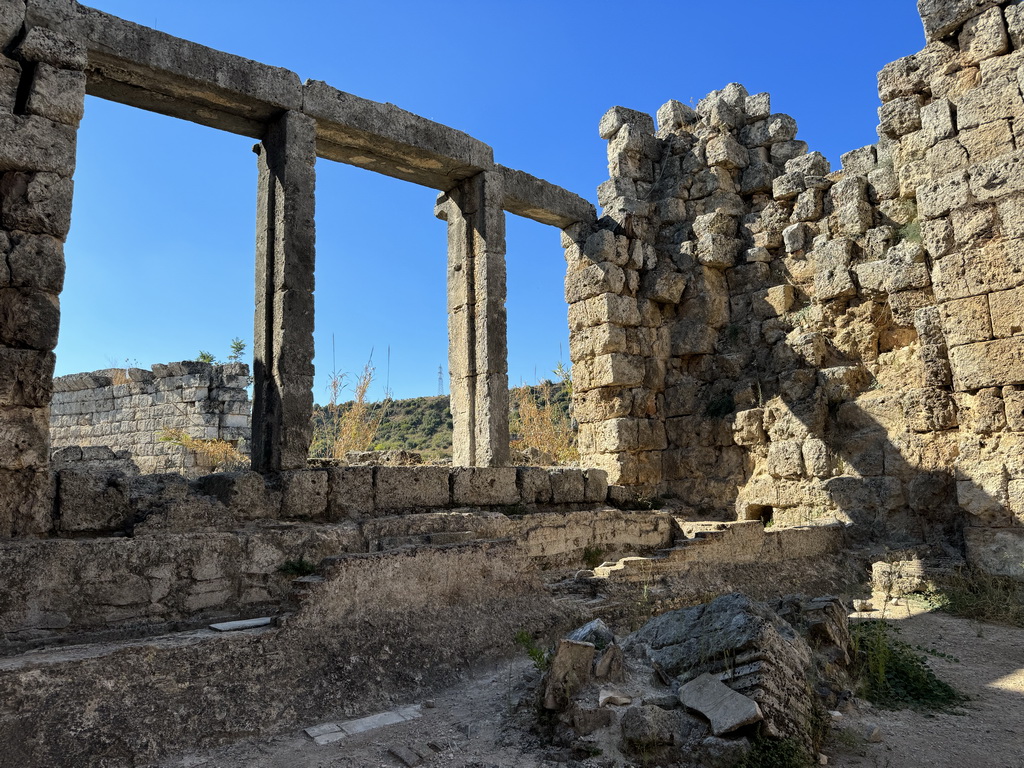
[
  {"x1": 310, "y1": 360, "x2": 392, "y2": 459},
  {"x1": 510, "y1": 367, "x2": 577, "y2": 465},
  {"x1": 157, "y1": 427, "x2": 249, "y2": 472}
]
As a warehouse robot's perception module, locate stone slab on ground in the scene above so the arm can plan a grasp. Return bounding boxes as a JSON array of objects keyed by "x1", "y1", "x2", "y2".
[
  {"x1": 679, "y1": 672, "x2": 763, "y2": 735},
  {"x1": 306, "y1": 703, "x2": 423, "y2": 745}
]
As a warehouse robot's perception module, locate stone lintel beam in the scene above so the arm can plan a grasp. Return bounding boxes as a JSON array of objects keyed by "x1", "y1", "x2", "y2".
[
  {"x1": 437, "y1": 170, "x2": 510, "y2": 467},
  {"x1": 303, "y1": 80, "x2": 493, "y2": 191},
  {"x1": 252, "y1": 110, "x2": 316, "y2": 473},
  {"x1": 29, "y1": 0, "x2": 302, "y2": 138},
  {"x1": 497, "y1": 165, "x2": 597, "y2": 229}
]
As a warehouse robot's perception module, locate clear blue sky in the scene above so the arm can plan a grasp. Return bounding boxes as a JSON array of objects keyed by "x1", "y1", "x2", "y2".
[{"x1": 56, "y1": 1, "x2": 926, "y2": 403}]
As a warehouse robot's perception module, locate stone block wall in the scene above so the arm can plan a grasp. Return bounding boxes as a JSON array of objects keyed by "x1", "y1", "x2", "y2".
[
  {"x1": 49, "y1": 362, "x2": 251, "y2": 477},
  {"x1": 566, "y1": 0, "x2": 1024, "y2": 575}
]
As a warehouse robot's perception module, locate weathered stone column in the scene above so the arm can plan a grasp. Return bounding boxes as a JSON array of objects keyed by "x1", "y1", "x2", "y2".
[
  {"x1": 436, "y1": 170, "x2": 510, "y2": 467},
  {"x1": 252, "y1": 110, "x2": 316, "y2": 473},
  {"x1": 0, "y1": 21, "x2": 85, "y2": 537}
]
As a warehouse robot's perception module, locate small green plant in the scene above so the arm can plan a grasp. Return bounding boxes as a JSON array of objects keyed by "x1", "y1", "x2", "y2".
[
  {"x1": 582, "y1": 545, "x2": 606, "y2": 569},
  {"x1": 736, "y1": 736, "x2": 813, "y2": 768},
  {"x1": 227, "y1": 337, "x2": 247, "y2": 363},
  {"x1": 195, "y1": 350, "x2": 216, "y2": 363},
  {"x1": 278, "y1": 556, "x2": 318, "y2": 577},
  {"x1": 513, "y1": 629, "x2": 549, "y2": 672},
  {"x1": 896, "y1": 218, "x2": 921, "y2": 244},
  {"x1": 923, "y1": 566, "x2": 1024, "y2": 627},
  {"x1": 850, "y1": 621, "x2": 966, "y2": 711}
]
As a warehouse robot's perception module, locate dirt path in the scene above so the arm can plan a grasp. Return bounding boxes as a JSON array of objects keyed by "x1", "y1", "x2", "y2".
[
  {"x1": 824, "y1": 599, "x2": 1024, "y2": 768},
  {"x1": 159, "y1": 601, "x2": 1024, "y2": 768}
]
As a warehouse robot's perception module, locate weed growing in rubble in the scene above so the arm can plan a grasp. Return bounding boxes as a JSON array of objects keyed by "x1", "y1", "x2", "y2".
[
  {"x1": 157, "y1": 428, "x2": 249, "y2": 472},
  {"x1": 923, "y1": 566, "x2": 1024, "y2": 628},
  {"x1": 513, "y1": 630, "x2": 550, "y2": 672},
  {"x1": 736, "y1": 736, "x2": 813, "y2": 768},
  {"x1": 850, "y1": 620, "x2": 966, "y2": 712},
  {"x1": 582, "y1": 546, "x2": 605, "y2": 569}
]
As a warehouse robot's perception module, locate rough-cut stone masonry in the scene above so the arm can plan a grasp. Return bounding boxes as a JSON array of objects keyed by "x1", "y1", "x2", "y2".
[
  {"x1": 49, "y1": 361, "x2": 250, "y2": 477},
  {"x1": 565, "y1": 0, "x2": 1024, "y2": 577}
]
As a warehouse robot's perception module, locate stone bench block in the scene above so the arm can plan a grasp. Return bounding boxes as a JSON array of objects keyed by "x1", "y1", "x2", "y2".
[
  {"x1": 451, "y1": 467, "x2": 517, "y2": 507},
  {"x1": 375, "y1": 466, "x2": 450, "y2": 510}
]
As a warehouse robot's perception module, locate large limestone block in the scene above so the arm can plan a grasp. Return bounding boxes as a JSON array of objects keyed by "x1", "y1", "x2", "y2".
[
  {"x1": 279, "y1": 469, "x2": 328, "y2": 519},
  {"x1": 965, "y1": 526, "x2": 1024, "y2": 577},
  {"x1": 0, "y1": 348, "x2": 54, "y2": 408},
  {"x1": 547, "y1": 468, "x2": 585, "y2": 504},
  {"x1": 0, "y1": 172, "x2": 73, "y2": 238},
  {"x1": 573, "y1": 353, "x2": 645, "y2": 392},
  {"x1": 583, "y1": 468, "x2": 608, "y2": 503},
  {"x1": 949, "y1": 338, "x2": 1024, "y2": 390},
  {"x1": 0, "y1": 405, "x2": 49, "y2": 470},
  {"x1": 917, "y1": 171, "x2": 970, "y2": 219},
  {"x1": 987, "y1": 286, "x2": 1024, "y2": 338},
  {"x1": 325, "y1": 466, "x2": 374, "y2": 519},
  {"x1": 940, "y1": 295, "x2": 992, "y2": 347},
  {"x1": 568, "y1": 294, "x2": 641, "y2": 330},
  {"x1": 812, "y1": 239, "x2": 856, "y2": 301},
  {"x1": 543, "y1": 639, "x2": 595, "y2": 710},
  {"x1": 375, "y1": 466, "x2": 450, "y2": 510},
  {"x1": 918, "y1": 0, "x2": 1001, "y2": 42},
  {"x1": 967, "y1": 148, "x2": 1024, "y2": 201},
  {"x1": 57, "y1": 470, "x2": 131, "y2": 533},
  {"x1": 451, "y1": 467, "x2": 517, "y2": 506},
  {"x1": 878, "y1": 96, "x2": 924, "y2": 138},
  {"x1": 564, "y1": 261, "x2": 625, "y2": 303},
  {"x1": 26, "y1": 64, "x2": 85, "y2": 127},
  {"x1": 959, "y1": 6, "x2": 1009, "y2": 64},
  {"x1": 16, "y1": 26, "x2": 86, "y2": 70}
]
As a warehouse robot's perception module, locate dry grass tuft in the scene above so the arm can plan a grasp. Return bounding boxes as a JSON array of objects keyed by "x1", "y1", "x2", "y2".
[
  {"x1": 157, "y1": 427, "x2": 249, "y2": 472},
  {"x1": 509, "y1": 375, "x2": 577, "y2": 465},
  {"x1": 310, "y1": 360, "x2": 391, "y2": 459}
]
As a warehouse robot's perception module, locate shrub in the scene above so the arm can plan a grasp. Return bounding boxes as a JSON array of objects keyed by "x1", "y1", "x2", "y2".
[{"x1": 924, "y1": 566, "x2": 1024, "y2": 628}]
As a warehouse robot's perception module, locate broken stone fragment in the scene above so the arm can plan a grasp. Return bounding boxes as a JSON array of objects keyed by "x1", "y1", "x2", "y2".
[
  {"x1": 598, "y1": 687, "x2": 632, "y2": 707},
  {"x1": 680, "y1": 673, "x2": 763, "y2": 736},
  {"x1": 595, "y1": 644, "x2": 625, "y2": 682},
  {"x1": 543, "y1": 639, "x2": 595, "y2": 710}
]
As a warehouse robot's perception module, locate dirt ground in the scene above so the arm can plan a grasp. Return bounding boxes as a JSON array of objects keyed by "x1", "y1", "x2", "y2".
[{"x1": 158, "y1": 598, "x2": 1024, "y2": 768}]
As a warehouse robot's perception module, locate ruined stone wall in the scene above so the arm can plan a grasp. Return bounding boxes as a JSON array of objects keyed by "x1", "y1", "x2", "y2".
[
  {"x1": 49, "y1": 362, "x2": 251, "y2": 476},
  {"x1": 568, "y1": 0, "x2": 1024, "y2": 576}
]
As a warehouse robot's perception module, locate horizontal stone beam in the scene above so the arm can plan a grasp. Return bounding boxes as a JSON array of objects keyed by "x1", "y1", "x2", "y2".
[
  {"x1": 302, "y1": 80, "x2": 493, "y2": 190},
  {"x1": 29, "y1": 2, "x2": 592, "y2": 224},
  {"x1": 28, "y1": 0, "x2": 303, "y2": 138},
  {"x1": 497, "y1": 165, "x2": 597, "y2": 229}
]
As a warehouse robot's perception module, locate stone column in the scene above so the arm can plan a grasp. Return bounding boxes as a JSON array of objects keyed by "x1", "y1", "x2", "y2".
[
  {"x1": 252, "y1": 110, "x2": 316, "y2": 473},
  {"x1": 436, "y1": 170, "x2": 510, "y2": 467},
  {"x1": 0, "y1": 22, "x2": 85, "y2": 537}
]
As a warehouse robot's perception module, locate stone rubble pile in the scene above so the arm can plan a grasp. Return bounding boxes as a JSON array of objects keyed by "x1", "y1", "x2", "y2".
[{"x1": 539, "y1": 593, "x2": 852, "y2": 766}]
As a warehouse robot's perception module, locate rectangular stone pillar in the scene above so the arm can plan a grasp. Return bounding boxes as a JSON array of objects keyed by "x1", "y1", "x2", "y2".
[
  {"x1": 252, "y1": 110, "x2": 316, "y2": 473},
  {"x1": 0, "y1": 19, "x2": 84, "y2": 537},
  {"x1": 436, "y1": 170, "x2": 509, "y2": 467}
]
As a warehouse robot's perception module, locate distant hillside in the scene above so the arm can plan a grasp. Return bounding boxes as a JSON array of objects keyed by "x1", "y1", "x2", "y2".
[{"x1": 312, "y1": 381, "x2": 571, "y2": 462}]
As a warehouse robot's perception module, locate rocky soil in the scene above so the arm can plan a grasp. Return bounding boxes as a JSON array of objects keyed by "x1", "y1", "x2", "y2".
[{"x1": 157, "y1": 595, "x2": 1024, "y2": 768}]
